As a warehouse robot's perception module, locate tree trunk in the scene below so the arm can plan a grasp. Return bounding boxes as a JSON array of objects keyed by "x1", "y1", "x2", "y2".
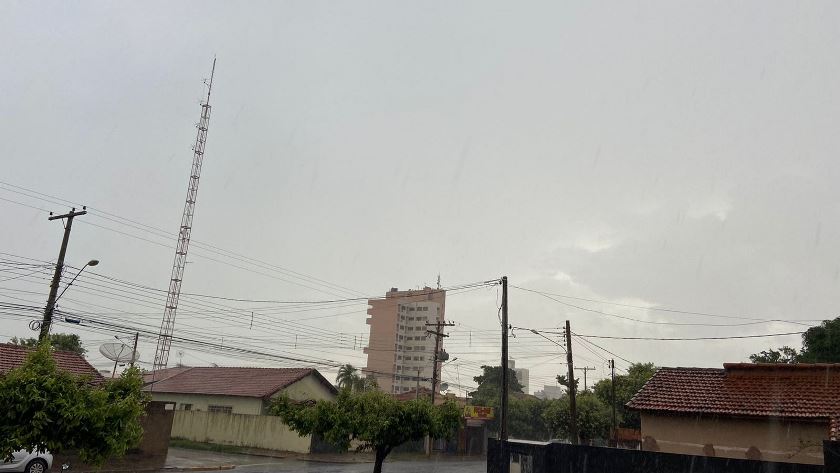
[
  {"x1": 373, "y1": 446, "x2": 392, "y2": 473},
  {"x1": 373, "y1": 448, "x2": 386, "y2": 473}
]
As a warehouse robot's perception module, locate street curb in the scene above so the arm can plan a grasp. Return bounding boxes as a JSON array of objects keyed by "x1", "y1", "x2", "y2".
[
  {"x1": 297, "y1": 457, "x2": 374, "y2": 464},
  {"x1": 162, "y1": 465, "x2": 236, "y2": 471}
]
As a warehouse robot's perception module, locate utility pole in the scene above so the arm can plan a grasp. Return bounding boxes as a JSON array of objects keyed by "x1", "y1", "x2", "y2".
[
  {"x1": 575, "y1": 366, "x2": 596, "y2": 391},
  {"x1": 131, "y1": 332, "x2": 139, "y2": 368},
  {"x1": 415, "y1": 368, "x2": 421, "y2": 399},
  {"x1": 500, "y1": 276, "x2": 509, "y2": 473},
  {"x1": 610, "y1": 359, "x2": 617, "y2": 447},
  {"x1": 425, "y1": 318, "x2": 454, "y2": 456},
  {"x1": 39, "y1": 207, "x2": 87, "y2": 342},
  {"x1": 426, "y1": 319, "x2": 454, "y2": 404},
  {"x1": 565, "y1": 320, "x2": 578, "y2": 444}
]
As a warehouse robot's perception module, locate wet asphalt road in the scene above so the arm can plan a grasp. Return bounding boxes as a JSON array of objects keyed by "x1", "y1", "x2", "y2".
[
  {"x1": 231, "y1": 458, "x2": 484, "y2": 473},
  {"x1": 164, "y1": 448, "x2": 485, "y2": 473}
]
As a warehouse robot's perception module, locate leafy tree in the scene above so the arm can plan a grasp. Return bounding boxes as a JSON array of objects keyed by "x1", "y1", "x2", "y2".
[
  {"x1": 0, "y1": 344, "x2": 147, "y2": 464},
  {"x1": 592, "y1": 362, "x2": 656, "y2": 429},
  {"x1": 544, "y1": 392, "x2": 611, "y2": 442},
  {"x1": 749, "y1": 317, "x2": 840, "y2": 363},
  {"x1": 799, "y1": 317, "x2": 840, "y2": 363},
  {"x1": 469, "y1": 365, "x2": 524, "y2": 406},
  {"x1": 749, "y1": 346, "x2": 800, "y2": 364},
  {"x1": 10, "y1": 333, "x2": 86, "y2": 355},
  {"x1": 353, "y1": 375, "x2": 379, "y2": 393},
  {"x1": 508, "y1": 396, "x2": 552, "y2": 441},
  {"x1": 556, "y1": 374, "x2": 579, "y2": 393},
  {"x1": 271, "y1": 389, "x2": 461, "y2": 473}
]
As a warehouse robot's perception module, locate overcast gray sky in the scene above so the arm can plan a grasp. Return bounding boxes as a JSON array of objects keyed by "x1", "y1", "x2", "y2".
[{"x1": 2, "y1": 1, "x2": 840, "y2": 393}]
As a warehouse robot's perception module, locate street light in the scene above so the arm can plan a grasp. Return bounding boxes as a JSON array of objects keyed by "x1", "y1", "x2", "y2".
[
  {"x1": 39, "y1": 259, "x2": 99, "y2": 340},
  {"x1": 55, "y1": 260, "x2": 99, "y2": 303}
]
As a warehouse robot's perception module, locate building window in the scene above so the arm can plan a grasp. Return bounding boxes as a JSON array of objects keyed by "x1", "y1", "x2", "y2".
[
  {"x1": 406, "y1": 346, "x2": 413, "y2": 351},
  {"x1": 208, "y1": 405, "x2": 233, "y2": 415},
  {"x1": 182, "y1": 403, "x2": 193, "y2": 411},
  {"x1": 420, "y1": 357, "x2": 425, "y2": 361},
  {"x1": 409, "y1": 307, "x2": 415, "y2": 311},
  {"x1": 418, "y1": 346, "x2": 425, "y2": 351}
]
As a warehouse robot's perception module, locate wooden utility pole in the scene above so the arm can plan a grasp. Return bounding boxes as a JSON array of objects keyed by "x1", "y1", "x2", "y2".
[
  {"x1": 40, "y1": 207, "x2": 87, "y2": 341},
  {"x1": 610, "y1": 359, "x2": 617, "y2": 447},
  {"x1": 131, "y1": 332, "x2": 139, "y2": 368},
  {"x1": 500, "y1": 276, "x2": 509, "y2": 473},
  {"x1": 426, "y1": 320, "x2": 454, "y2": 405},
  {"x1": 575, "y1": 366, "x2": 596, "y2": 391},
  {"x1": 565, "y1": 320, "x2": 578, "y2": 444},
  {"x1": 425, "y1": 318, "x2": 454, "y2": 455}
]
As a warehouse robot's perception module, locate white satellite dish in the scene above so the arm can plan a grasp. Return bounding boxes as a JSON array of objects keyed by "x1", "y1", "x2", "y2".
[{"x1": 99, "y1": 342, "x2": 137, "y2": 363}]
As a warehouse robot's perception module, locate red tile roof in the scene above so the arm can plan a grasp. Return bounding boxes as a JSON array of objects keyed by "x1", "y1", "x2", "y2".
[
  {"x1": 0, "y1": 343, "x2": 104, "y2": 383},
  {"x1": 143, "y1": 366, "x2": 337, "y2": 398},
  {"x1": 627, "y1": 364, "x2": 840, "y2": 420}
]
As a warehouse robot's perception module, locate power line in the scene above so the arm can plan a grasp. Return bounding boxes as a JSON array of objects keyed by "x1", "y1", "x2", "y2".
[
  {"x1": 574, "y1": 331, "x2": 805, "y2": 341},
  {"x1": 512, "y1": 285, "x2": 819, "y2": 326}
]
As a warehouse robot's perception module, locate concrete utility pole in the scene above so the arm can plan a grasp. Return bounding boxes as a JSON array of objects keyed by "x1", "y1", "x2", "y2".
[
  {"x1": 565, "y1": 320, "x2": 578, "y2": 444},
  {"x1": 500, "y1": 276, "x2": 509, "y2": 473},
  {"x1": 575, "y1": 366, "x2": 596, "y2": 391},
  {"x1": 39, "y1": 207, "x2": 87, "y2": 342}
]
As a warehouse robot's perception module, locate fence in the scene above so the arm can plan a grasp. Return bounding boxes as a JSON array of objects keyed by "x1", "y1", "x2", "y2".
[{"x1": 488, "y1": 439, "x2": 840, "y2": 473}]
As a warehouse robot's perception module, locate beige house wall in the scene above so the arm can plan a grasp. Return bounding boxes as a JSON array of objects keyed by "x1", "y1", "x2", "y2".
[
  {"x1": 150, "y1": 392, "x2": 263, "y2": 415},
  {"x1": 164, "y1": 374, "x2": 336, "y2": 453},
  {"x1": 640, "y1": 412, "x2": 828, "y2": 465},
  {"x1": 171, "y1": 410, "x2": 312, "y2": 453}
]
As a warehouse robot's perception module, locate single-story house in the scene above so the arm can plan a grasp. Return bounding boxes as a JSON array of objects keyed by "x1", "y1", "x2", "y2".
[
  {"x1": 143, "y1": 366, "x2": 337, "y2": 414},
  {"x1": 0, "y1": 343, "x2": 104, "y2": 384},
  {"x1": 143, "y1": 366, "x2": 338, "y2": 453},
  {"x1": 627, "y1": 363, "x2": 840, "y2": 465}
]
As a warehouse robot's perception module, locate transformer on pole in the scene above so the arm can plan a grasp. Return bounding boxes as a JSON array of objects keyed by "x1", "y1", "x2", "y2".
[{"x1": 153, "y1": 59, "x2": 216, "y2": 372}]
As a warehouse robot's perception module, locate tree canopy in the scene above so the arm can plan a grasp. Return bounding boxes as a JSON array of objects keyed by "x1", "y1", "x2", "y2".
[
  {"x1": 0, "y1": 344, "x2": 147, "y2": 464},
  {"x1": 10, "y1": 333, "x2": 86, "y2": 355},
  {"x1": 592, "y1": 362, "x2": 656, "y2": 429},
  {"x1": 469, "y1": 365, "x2": 524, "y2": 406},
  {"x1": 544, "y1": 392, "x2": 611, "y2": 442},
  {"x1": 749, "y1": 317, "x2": 840, "y2": 363},
  {"x1": 271, "y1": 389, "x2": 460, "y2": 473}
]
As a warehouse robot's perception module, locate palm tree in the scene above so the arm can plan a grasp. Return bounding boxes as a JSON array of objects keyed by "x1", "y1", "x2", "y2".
[{"x1": 336, "y1": 364, "x2": 358, "y2": 390}]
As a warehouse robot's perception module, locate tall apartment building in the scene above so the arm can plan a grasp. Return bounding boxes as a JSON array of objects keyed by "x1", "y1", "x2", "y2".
[
  {"x1": 363, "y1": 287, "x2": 446, "y2": 394},
  {"x1": 509, "y1": 358, "x2": 530, "y2": 394}
]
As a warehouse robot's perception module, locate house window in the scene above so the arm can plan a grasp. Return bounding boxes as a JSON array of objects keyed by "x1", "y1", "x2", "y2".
[
  {"x1": 208, "y1": 405, "x2": 233, "y2": 414},
  {"x1": 182, "y1": 403, "x2": 193, "y2": 411}
]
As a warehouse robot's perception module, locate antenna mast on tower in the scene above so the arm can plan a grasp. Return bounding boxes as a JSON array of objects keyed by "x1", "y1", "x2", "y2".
[{"x1": 153, "y1": 59, "x2": 216, "y2": 371}]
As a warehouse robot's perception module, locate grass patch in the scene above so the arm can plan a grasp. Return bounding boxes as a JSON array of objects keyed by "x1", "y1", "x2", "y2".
[{"x1": 170, "y1": 438, "x2": 244, "y2": 454}]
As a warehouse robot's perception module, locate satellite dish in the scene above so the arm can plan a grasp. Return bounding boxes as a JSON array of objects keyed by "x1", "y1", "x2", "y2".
[
  {"x1": 99, "y1": 343, "x2": 137, "y2": 363},
  {"x1": 440, "y1": 382, "x2": 449, "y2": 392}
]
